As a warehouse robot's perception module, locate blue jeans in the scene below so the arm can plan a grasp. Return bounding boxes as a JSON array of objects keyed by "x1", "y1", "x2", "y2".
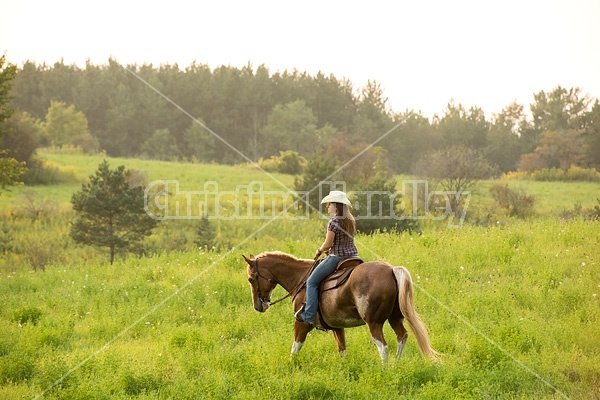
[{"x1": 301, "y1": 255, "x2": 342, "y2": 324}]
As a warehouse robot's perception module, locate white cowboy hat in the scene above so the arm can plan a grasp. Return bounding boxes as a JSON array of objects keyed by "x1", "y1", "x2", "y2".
[{"x1": 320, "y1": 190, "x2": 351, "y2": 206}]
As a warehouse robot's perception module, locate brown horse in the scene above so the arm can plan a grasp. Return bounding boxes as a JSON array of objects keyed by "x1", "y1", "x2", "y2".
[{"x1": 243, "y1": 251, "x2": 439, "y2": 362}]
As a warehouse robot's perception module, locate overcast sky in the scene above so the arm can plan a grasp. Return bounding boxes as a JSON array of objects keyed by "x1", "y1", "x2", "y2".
[{"x1": 2, "y1": 0, "x2": 599, "y2": 118}]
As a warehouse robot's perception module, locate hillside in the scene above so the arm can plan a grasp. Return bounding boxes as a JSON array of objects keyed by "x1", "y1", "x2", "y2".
[{"x1": 2, "y1": 152, "x2": 599, "y2": 216}]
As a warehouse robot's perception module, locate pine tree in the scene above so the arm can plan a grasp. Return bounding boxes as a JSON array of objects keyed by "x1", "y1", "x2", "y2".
[
  {"x1": 70, "y1": 160, "x2": 157, "y2": 264},
  {"x1": 293, "y1": 152, "x2": 337, "y2": 213},
  {"x1": 194, "y1": 215, "x2": 216, "y2": 250}
]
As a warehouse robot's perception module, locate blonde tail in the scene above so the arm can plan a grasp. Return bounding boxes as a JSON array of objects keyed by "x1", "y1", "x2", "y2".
[{"x1": 393, "y1": 266, "x2": 441, "y2": 361}]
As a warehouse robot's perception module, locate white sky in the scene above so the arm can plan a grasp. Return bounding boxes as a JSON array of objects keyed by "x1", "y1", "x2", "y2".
[{"x1": 1, "y1": 0, "x2": 599, "y2": 118}]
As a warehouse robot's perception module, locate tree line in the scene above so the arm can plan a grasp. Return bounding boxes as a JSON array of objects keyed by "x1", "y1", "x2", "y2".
[
  {"x1": 3, "y1": 58, "x2": 598, "y2": 177},
  {"x1": 2, "y1": 56, "x2": 599, "y2": 262}
]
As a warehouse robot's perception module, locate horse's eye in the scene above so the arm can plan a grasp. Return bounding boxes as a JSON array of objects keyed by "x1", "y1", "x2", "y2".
[{"x1": 248, "y1": 278, "x2": 253, "y2": 283}]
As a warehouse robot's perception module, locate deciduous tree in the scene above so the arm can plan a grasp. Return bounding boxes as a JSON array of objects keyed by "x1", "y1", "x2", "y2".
[
  {"x1": 585, "y1": 100, "x2": 600, "y2": 169},
  {"x1": 534, "y1": 129, "x2": 587, "y2": 170},
  {"x1": 180, "y1": 121, "x2": 215, "y2": 162},
  {"x1": 0, "y1": 54, "x2": 26, "y2": 190},
  {"x1": 485, "y1": 102, "x2": 526, "y2": 172},
  {"x1": 141, "y1": 128, "x2": 178, "y2": 160},
  {"x1": 524, "y1": 86, "x2": 591, "y2": 152},
  {"x1": 262, "y1": 100, "x2": 318, "y2": 157},
  {"x1": 43, "y1": 100, "x2": 90, "y2": 146},
  {"x1": 415, "y1": 146, "x2": 497, "y2": 212},
  {"x1": 436, "y1": 101, "x2": 489, "y2": 150}
]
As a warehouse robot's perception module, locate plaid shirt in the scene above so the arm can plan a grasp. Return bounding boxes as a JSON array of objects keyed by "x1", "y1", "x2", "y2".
[{"x1": 328, "y1": 217, "x2": 358, "y2": 257}]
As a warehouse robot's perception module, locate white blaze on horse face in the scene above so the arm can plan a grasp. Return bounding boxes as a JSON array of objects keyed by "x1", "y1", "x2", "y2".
[{"x1": 291, "y1": 341, "x2": 304, "y2": 354}]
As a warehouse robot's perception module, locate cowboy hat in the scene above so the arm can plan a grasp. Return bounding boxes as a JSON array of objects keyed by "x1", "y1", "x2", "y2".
[{"x1": 320, "y1": 190, "x2": 351, "y2": 206}]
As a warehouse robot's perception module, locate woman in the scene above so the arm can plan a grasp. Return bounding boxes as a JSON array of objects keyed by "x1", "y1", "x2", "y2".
[{"x1": 295, "y1": 190, "x2": 358, "y2": 325}]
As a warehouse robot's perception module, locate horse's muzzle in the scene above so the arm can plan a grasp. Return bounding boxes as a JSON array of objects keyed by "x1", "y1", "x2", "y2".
[{"x1": 254, "y1": 299, "x2": 270, "y2": 312}]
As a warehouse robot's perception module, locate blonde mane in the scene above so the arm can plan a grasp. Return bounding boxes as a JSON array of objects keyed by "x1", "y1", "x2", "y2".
[{"x1": 255, "y1": 251, "x2": 310, "y2": 262}]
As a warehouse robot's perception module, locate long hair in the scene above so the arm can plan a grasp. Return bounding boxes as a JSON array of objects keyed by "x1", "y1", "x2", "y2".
[{"x1": 332, "y1": 202, "x2": 356, "y2": 237}]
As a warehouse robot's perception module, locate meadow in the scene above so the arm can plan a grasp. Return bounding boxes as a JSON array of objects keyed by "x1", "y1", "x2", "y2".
[{"x1": 0, "y1": 152, "x2": 599, "y2": 399}]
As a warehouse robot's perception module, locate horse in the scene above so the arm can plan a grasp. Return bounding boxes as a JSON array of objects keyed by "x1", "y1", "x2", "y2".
[{"x1": 243, "y1": 251, "x2": 440, "y2": 363}]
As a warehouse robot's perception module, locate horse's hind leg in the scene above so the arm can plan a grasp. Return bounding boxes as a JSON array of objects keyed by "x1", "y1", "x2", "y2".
[
  {"x1": 388, "y1": 314, "x2": 409, "y2": 358},
  {"x1": 367, "y1": 322, "x2": 389, "y2": 363}
]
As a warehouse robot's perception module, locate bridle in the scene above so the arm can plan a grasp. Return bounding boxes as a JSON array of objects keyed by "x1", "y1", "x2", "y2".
[
  {"x1": 250, "y1": 258, "x2": 277, "y2": 307},
  {"x1": 250, "y1": 256, "x2": 321, "y2": 307}
]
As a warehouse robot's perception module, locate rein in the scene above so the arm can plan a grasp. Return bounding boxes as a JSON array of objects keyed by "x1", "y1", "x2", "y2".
[{"x1": 253, "y1": 256, "x2": 321, "y2": 306}]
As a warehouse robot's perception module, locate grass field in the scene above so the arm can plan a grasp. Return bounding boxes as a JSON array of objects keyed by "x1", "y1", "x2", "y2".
[
  {"x1": 0, "y1": 218, "x2": 598, "y2": 399},
  {"x1": 2, "y1": 152, "x2": 598, "y2": 215},
  {"x1": 0, "y1": 152, "x2": 599, "y2": 399}
]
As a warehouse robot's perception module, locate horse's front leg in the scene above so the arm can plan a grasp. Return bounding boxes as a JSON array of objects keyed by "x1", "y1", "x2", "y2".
[
  {"x1": 332, "y1": 328, "x2": 347, "y2": 357},
  {"x1": 291, "y1": 321, "x2": 313, "y2": 356}
]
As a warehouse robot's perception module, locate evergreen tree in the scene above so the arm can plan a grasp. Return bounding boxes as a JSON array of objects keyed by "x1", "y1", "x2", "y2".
[
  {"x1": 353, "y1": 172, "x2": 419, "y2": 234},
  {"x1": 70, "y1": 160, "x2": 157, "y2": 264},
  {"x1": 194, "y1": 215, "x2": 216, "y2": 250},
  {"x1": 293, "y1": 152, "x2": 338, "y2": 213}
]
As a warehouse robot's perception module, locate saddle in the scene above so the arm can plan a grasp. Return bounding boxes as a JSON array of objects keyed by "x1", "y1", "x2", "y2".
[
  {"x1": 319, "y1": 256, "x2": 364, "y2": 293},
  {"x1": 312, "y1": 256, "x2": 363, "y2": 331}
]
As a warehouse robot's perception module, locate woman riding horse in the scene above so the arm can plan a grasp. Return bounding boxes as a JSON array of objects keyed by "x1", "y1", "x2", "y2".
[
  {"x1": 243, "y1": 250, "x2": 440, "y2": 362},
  {"x1": 295, "y1": 190, "x2": 358, "y2": 326}
]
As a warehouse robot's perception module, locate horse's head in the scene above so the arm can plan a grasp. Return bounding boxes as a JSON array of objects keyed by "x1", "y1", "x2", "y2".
[{"x1": 242, "y1": 254, "x2": 278, "y2": 312}]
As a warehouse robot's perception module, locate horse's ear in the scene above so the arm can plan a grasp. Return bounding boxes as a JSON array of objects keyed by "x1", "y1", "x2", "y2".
[{"x1": 242, "y1": 255, "x2": 252, "y2": 264}]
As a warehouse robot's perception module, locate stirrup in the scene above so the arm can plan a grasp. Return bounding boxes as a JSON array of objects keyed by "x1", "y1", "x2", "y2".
[{"x1": 294, "y1": 305, "x2": 313, "y2": 325}]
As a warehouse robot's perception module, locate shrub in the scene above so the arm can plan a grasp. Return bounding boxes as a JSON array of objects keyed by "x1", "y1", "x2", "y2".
[
  {"x1": 563, "y1": 198, "x2": 600, "y2": 221},
  {"x1": 258, "y1": 150, "x2": 306, "y2": 175},
  {"x1": 121, "y1": 371, "x2": 164, "y2": 395},
  {"x1": 70, "y1": 134, "x2": 100, "y2": 154},
  {"x1": 0, "y1": 351, "x2": 35, "y2": 383},
  {"x1": 20, "y1": 189, "x2": 58, "y2": 220},
  {"x1": 489, "y1": 184, "x2": 535, "y2": 218},
  {"x1": 588, "y1": 198, "x2": 600, "y2": 220},
  {"x1": 22, "y1": 235, "x2": 66, "y2": 271},
  {"x1": 22, "y1": 159, "x2": 81, "y2": 185},
  {"x1": 13, "y1": 306, "x2": 43, "y2": 325},
  {"x1": 565, "y1": 166, "x2": 600, "y2": 181},
  {"x1": 528, "y1": 166, "x2": 600, "y2": 182},
  {"x1": 528, "y1": 167, "x2": 565, "y2": 181}
]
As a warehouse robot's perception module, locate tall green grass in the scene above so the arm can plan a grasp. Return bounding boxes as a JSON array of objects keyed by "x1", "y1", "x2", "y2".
[
  {"x1": 0, "y1": 152, "x2": 598, "y2": 398},
  {"x1": 0, "y1": 218, "x2": 598, "y2": 399}
]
